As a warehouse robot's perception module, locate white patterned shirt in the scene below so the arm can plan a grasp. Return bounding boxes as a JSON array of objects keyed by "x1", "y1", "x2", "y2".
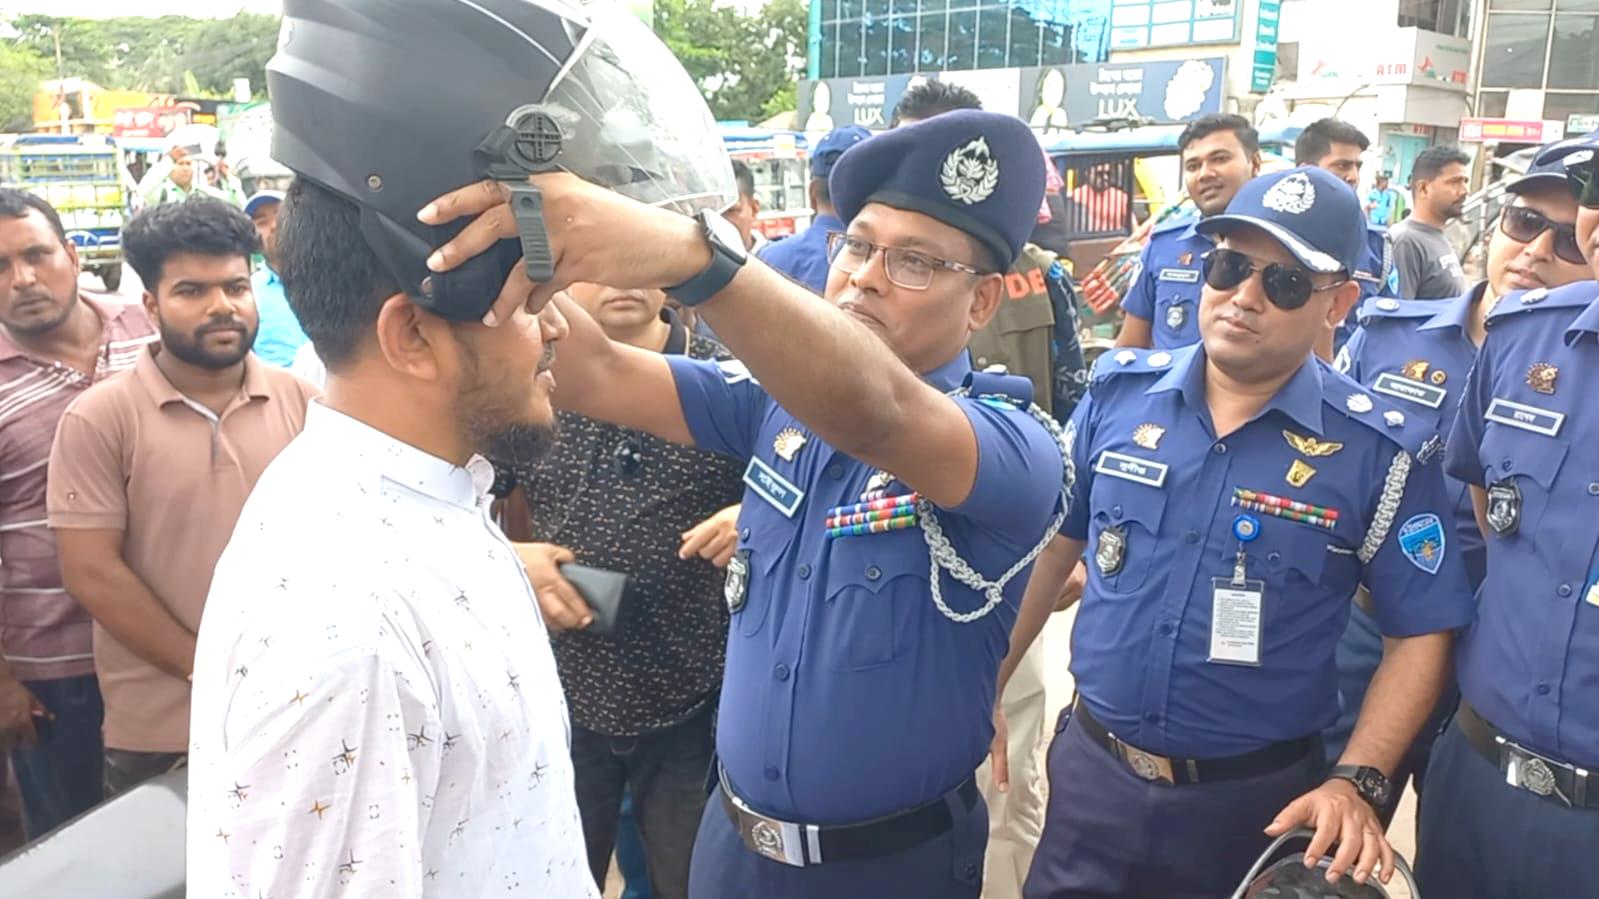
[{"x1": 187, "y1": 402, "x2": 595, "y2": 898}]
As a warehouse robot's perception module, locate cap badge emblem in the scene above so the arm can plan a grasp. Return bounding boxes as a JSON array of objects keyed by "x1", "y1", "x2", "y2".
[
  {"x1": 1263, "y1": 172, "x2": 1316, "y2": 215},
  {"x1": 940, "y1": 136, "x2": 1000, "y2": 205}
]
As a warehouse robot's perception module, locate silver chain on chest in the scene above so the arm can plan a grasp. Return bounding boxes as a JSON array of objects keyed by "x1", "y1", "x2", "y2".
[{"x1": 915, "y1": 390, "x2": 1074, "y2": 624}]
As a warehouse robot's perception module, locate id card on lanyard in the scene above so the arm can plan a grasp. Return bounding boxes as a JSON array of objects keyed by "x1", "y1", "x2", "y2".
[{"x1": 1210, "y1": 514, "x2": 1265, "y2": 666}]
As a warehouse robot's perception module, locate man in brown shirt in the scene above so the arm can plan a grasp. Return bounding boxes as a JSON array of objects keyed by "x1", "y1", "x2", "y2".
[
  {"x1": 49, "y1": 199, "x2": 316, "y2": 795},
  {"x1": 0, "y1": 189, "x2": 157, "y2": 838}
]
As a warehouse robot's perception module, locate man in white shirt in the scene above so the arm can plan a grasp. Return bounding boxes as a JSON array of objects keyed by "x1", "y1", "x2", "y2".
[{"x1": 185, "y1": 174, "x2": 591, "y2": 896}]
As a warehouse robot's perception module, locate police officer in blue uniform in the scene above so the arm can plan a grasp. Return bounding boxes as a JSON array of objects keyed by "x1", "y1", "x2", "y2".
[
  {"x1": 1326, "y1": 147, "x2": 1594, "y2": 820},
  {"x1": 1291, "y1": 117, "x2": 1402, "y2": 352},
  {"x1": 422, "y1": 110, "x2": 1069, "y2": 898},
  {"x1": 1005, "y1": 167, "x2": 1476, "y2": 898},
  {"x1": 757, "y1": 125, "x2": 870, "y2": 294},
  {"x1": 1116, "y1": 114, "x2": 1261, "y2": 350},
  {"x1": 1417, "y1": 129, "x2": 1599, "y2": 897}
]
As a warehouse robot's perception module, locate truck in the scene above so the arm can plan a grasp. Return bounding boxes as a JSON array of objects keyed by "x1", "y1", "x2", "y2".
[{"x1": 0, "y1": 134, "x2": 129, "y2": 291}]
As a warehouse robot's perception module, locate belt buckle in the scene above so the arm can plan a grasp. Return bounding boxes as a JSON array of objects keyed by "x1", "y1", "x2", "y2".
[
  {"x1": 728, "y1": 790, "x2": 816, "y2": 867},
  {"x1": 1116, "y1": 740, "x2": 1176, "y2": 785},
  {"x1": 1500, "y1": 737, "x2": 1578, "y2": 807}
]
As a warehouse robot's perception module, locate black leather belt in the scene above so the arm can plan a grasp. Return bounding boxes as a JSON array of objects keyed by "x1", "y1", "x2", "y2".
[
  {"x1": 1455, "y1": 702, "x2": 1599, "y2": 809},
  {"x1": 1073, "y1": 699, "x2": 1318, "y2": 786},
  {"x1": 717, "y1": 766, "x2": 978, "y2": 867}
]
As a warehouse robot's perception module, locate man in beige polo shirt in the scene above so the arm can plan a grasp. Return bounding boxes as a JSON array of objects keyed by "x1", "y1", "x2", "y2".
[{"x1": 48, "y1": 199, "x2": 317, "y2": 795}]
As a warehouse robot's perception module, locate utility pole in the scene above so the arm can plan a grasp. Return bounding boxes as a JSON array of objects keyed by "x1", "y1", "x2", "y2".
[{"x1": 52, "y1": 24, "x2": 69, "y2": 133}]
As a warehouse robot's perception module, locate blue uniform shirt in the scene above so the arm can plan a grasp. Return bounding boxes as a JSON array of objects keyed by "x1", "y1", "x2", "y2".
[
  {"x1": 1120, "y1": 215, "x2": 1211, "y2": 349},
  {"x1": 1445, "y1": 279, "x2": 1599, "y2": 765},
  {"x1": 1338, "y1": 287, "x2": 1484, "y2": 585},
  {"x1": 755, "y1": 212, "x2": 843, "y2": 295},
  {"x1": 1065, "y1": 346, "x2": 1475, "y2": 757},
  {"x1": 668, "y1": 352, "x2": 1064, "y2": 823},
  {"x1": 1333, "y1": 225, "x2": 1396, "y2": 352},
  {"x1": 251, "y1": 267, "x2": 309, "y2": 369}
]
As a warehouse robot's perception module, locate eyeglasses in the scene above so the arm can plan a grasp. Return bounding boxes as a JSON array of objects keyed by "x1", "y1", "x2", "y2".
[
  {"x1": 1201, "y1": 248, "x2": 1346, "y2": 311},
  {"x1": 825, "y1": 232, "x2": 985, "y2": 291},
  {"x1": 1566, "y1": 162, "x2": 1599, "y2": 210},
  {"x1": 1499, "y1": 205, "x2": 1586, "y2": 266}
]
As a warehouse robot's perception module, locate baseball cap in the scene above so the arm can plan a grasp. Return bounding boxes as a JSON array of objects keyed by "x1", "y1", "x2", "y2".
[
  {"x1": 810, "y1": 126, "x2": 871, "y2": 178},
  {"x1": 244, "y1": 190, "x2": 285, "y2": 217},
  {"x1": 1507, "y1": 145, "x2": 1583, "y2": 194},
  {"x1": 1195, "y1": 167, "x2": 1366, "y2": 275},
  {"x1": 1533, "y1": 127, "x2": 1599, "y2": 169}
]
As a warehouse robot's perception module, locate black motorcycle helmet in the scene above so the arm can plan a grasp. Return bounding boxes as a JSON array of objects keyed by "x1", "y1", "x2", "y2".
[
  {"x1": 267, "y1": 0, "x2": 734, "y2": 321},
  {"x1": 1232, "y1": 830, "x2": 1421, "y2": 899}
]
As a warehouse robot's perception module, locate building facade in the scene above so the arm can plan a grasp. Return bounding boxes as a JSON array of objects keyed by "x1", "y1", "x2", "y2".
[{"x1": 1472, "y1": 0, "x2": 1599, "y2": 129}]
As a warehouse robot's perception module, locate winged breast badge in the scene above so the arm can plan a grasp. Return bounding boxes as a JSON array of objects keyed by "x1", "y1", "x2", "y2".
[{"x1": 1282, "y1": 430, "x2": 1345, "y2": 457}]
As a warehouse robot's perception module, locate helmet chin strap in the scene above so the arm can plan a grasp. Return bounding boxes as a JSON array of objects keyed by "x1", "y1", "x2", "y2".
[{"x1": 473, "y1": 108, "x2": 567, "y2": 284}]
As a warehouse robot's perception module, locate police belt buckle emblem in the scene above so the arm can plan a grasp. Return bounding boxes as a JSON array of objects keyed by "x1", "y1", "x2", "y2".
[
  {"x1": 1501, "y1": 739, "x2": 1577, "y2": 807},
  {"x1": 727, "y1": 786, "x2": 815, "y2": 866},
  {"x1": 1117, "y1": 743, "x2": 1175, "y2": 785}
]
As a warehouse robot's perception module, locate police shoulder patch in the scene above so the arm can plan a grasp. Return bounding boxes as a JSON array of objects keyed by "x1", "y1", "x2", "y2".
[{"x1": 1486, "y1": 281, "x2": 1599, "y2": 328}]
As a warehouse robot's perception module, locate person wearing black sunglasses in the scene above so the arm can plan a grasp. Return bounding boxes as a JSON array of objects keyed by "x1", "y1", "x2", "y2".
[
  {"x1": 1415, "y1": 128, "x2": 1599, "y2": 899},
  {"x1": 1323, "y1": 146, "x2": 1593, "y2": 837},
  {"x1": 1014, "y1": 166, "x2": 1473, "y2": 899}
]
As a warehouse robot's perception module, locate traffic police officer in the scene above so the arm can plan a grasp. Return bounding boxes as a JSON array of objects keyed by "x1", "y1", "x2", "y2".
[
  {"x1": 1011, "y1": 167, "x2": 1476, "y2": 898},
  {"x1": 757, "y1": 125, "x2": 870, "y2": 294},
  {"x1": 1417, "y1": 128, "x2": 1599, "y2": 897},
  {"x1": 1327, "y1": 147, "x2": 1594, "y2": 818},
  {"x1": 423, "y1": 110, "x2": 1069, "y2": 899},
  {"x1": 1116, "y1": 113, "x2": 1261, "y2": 350}
]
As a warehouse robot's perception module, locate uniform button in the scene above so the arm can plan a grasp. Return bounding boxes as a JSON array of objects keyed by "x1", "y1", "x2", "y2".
[
  {"x1": 1536, "y1": 683, "x2": 1551, "y2": 696},
  {"x1": 1144, "y1": 713, "x2": 1161, "y2": 724},
  {"x1": 1111, "y1": 505, "x2": 1124, "y2": 519},
  {"x1": 1588, "y1": 482, "x2": 1599, "y2": 496},
  {"x1": 1157, "y1": 623, "x2": 1174, "y2": 637},
  {"x1": 964, "y1": 863, "x2": 979, "y2": 880},
  {"x1": 865, "y1": 565, "x2": 882, "y2": 581},
  {"x1": 1558, "y1": 584, "x2": 1573, "y2": 597},
  {"x1": 774, "y1": 664, "x2": 790, "y2": 681},
  {"x1": 797, "y1": 564, "x2": 812, "y2": 580},
  {"x1": 1501, "y1": 459, "x2": 1512, "y2": 471},
  {"x1": 1183, "y1": 530, "x2": 1199, "y2": 544},
  {"x1": 827, "y1": 464, "x2": 844, "y2": 479},
  {"x1": 1267, "y1": 551, "x2": 1281, "y2": 564},
  {"x1": 1213, "y1": 443, "x2": 1228, "y2": 455},
  {"x1": 741, "y1": 527, "x2": 751, "y2": 540},
  {"x1": 764, "y1": 766, "x2": 780, "y2": 781}
]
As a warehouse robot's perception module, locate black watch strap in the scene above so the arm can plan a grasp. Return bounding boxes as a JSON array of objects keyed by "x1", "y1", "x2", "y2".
[
  {"x1": 1329, "y1": 764, "x2": 1392, "y2": 808},
  {"x1": 667, "y1": 210, "x2": 747, "y2": 307}
]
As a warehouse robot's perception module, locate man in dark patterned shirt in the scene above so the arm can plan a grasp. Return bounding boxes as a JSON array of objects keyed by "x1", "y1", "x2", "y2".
[{"x1": 509, "y1": 281, "x2": 744, "y2": 899}]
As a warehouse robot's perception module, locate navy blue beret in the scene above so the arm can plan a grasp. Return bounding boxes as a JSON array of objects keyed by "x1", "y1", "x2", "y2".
[{"x1": 828, "y1": 110, "x2": 1045, "y2": 269}]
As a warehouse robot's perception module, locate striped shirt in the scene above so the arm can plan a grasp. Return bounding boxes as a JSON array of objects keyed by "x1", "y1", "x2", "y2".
[{"x1": 0, "y1": 294, "x2": 157, "y2": 681}]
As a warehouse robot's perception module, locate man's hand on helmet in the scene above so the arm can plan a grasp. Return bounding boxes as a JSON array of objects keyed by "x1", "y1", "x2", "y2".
[{"x1": 419, "y1": 174, "x2": 713, "y2": 327}]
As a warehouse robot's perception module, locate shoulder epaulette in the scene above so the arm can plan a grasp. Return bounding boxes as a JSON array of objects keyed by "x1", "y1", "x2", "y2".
[
  {"x1": 1151, "y1": 213, "x2": 1196, "y2": 236},
  {"x1": 1356, "y1": 296, "x2": 1438, "y2": 326},
  {"x1": 1320, "y1": 361, "x2": 1439, "y2": 461},
  {"x1": 1090, "y1": 345, "x2": 1184, "y2": 384},
  {"x1": 1486, "y1": 281, "x2": 1599, "y2": 327}
]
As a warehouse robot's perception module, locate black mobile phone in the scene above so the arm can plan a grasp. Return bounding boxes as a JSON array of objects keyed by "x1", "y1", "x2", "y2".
[{"x1": 559, "y1": 563, "x2": 629, "y2": 637}]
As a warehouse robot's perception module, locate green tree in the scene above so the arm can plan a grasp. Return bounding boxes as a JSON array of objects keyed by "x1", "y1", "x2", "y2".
[
  {"x1": 654, "y1": 0, "x2": 808, "y2": 123},
  {"x1": 12, "y1": 13, "x2": 279, "y2": 98},
  {"x1": 0, "y1": 43, "x2": 51, "y2": 132}
]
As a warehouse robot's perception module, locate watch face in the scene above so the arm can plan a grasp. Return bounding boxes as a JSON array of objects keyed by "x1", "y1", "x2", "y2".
[
  {"x1": 1358, "y1": 770, "x2": 1390, "y2": 803},
  {"x1": 704, "y1": 211, "x2": 749, "y2": 263}
]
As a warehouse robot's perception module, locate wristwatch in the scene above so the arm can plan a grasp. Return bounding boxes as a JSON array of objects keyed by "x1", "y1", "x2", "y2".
[
  {"x1": 1329, "y1": 765, "x2": 1393, "y2": 810},
  {"x1": 666, "y1": 209, "x2": 749, "y2": 306}
]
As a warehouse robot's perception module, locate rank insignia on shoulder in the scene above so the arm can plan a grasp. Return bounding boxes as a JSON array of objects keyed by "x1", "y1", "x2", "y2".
[
  {"x1": 1095, "y1": 524, "x2": 1127, "y2": 575},
  {"x1": 1401, "y1": 359, "x2": 1430, "y2": 381},
  {"x1": 1397, "y1": 513, "x2": 1446, "y2": 574},
  {"x1": 1521, "y1": 287, "x2": 1549, "y2": 305},
  {"x1": 1286, "y1": 459, "x2": 1317, "y2": 488},
  {"x1": 1384, "y1": 410, "x2": 1405, "y2": 428},
  {"x1": 1376, "y1": 298, "x2": 1401, "y2": 312},
  {"x1": 1133, "y1": 423, "x2": 1165, "y2": 450},
  {"x1": 1115, "y1": 349, "x2": 1137, "y2": 366},
  {"x1": 1148, "y1": 351, "x2": 1173, "y2": 367},
  {"x1": 1486, "y1": 480, "x2": 1521, "y2": 536},
  {"x1": 773, "y1": 428, "x2": 807, "y2": 462},
  {"x1": 725, "y1": 551, "x2": 750, "y2": 612},
  {"x1": 1346, "y1": 394, "x2": 1374, "y2": 414},
  {"x1": 1526, "y1": 363, "x2": 1558, "y2": 395},
  {"x1": 1430, "y1": 369, "x2": 1447, "y2": 386},
  {"x1": 1283, "y1": 430, "x2": 1344, "y2": 457}
]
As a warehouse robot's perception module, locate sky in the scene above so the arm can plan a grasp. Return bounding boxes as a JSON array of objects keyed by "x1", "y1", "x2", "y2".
[{"x1": 2, "y1": 0, "x2": 279, "y2": 17}]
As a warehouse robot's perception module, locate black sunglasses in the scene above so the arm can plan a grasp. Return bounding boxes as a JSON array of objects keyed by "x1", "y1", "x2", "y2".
[
  {"x1": 1201, "y1": 248, "x2": 1346, "y2": 311},
  {"x1": 1499, "y1": 205, "x2": 1586, "y2": 266},
  {"x1": 1567, "y1": 162, "x2": 1599, "y2": 210}
]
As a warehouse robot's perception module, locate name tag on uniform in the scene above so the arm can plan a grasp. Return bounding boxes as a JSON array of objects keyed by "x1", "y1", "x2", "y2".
[
  {"x1": 1485, "y1": 397, "x2": 1564, "y2": 437},
  {"x1": 1158, "y1": 268, "x2": 1200, "y2": 283},
  {"x1": 744, "y1": 457, "x2": 804, "y2": 518},
  {"x1": 1094, "y1": 451, "x2": 1169, "y2": 488},
  {"x1": 1372, "y1": 372, "x2": 1447, "y2": 409},
  {"x1": 1209, "y1": 577, "x2": 1264, "y2": 666}
]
